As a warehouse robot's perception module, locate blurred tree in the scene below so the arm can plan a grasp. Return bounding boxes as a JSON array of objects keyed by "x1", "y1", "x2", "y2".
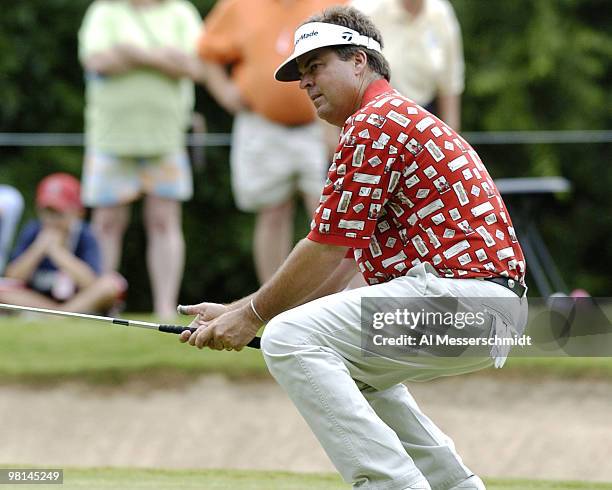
[
  {"x1": 453, "y1": 0, "x2": 612, "y2": 293},
  {"x1": 0, "y1": 0, "x2": 610, "y2": 306}
]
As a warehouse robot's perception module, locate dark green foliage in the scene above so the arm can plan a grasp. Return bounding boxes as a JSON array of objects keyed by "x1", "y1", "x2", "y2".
[
  {"x1": 453, "y1": 0, "x2": 612, "y2": 294},
  {"x1": 0, "y1": 1, "x2": 610, "y2": 309}
]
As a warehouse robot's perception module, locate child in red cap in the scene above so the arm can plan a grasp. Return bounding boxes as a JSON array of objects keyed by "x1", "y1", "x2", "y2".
[{"x1": 0, "y1": 173, "x2": 126, "y2": 313}]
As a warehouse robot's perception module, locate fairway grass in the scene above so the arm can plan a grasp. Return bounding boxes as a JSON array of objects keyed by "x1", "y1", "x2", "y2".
[
  {"x1": 1, "y1": 467, "x2": 610, "y2": 490},
  {"x1": 1, "y1": 315, "x2": 612, "y2": 383},
  {"x1": 0, "y1": 315, "x2": 267, "y2": 383}
]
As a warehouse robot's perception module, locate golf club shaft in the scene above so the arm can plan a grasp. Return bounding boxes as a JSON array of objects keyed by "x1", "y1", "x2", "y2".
[{"x1": 0, "y1": 303, "x2": 261, "y2": 349}]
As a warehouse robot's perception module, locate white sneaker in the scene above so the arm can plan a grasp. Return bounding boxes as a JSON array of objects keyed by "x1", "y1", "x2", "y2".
[{"x1": 448, "y1": 475, "x2": 486, "y2": 489}]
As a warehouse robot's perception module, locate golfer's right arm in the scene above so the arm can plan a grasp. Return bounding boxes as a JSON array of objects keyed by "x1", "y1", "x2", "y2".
[
  {"x1": 181, "y1": 245, "x2": 353, "y2": 323},
  {"x1": 298, "y1": 258, "x2": 359, "y2": 304},
  {"x1": 180, "y1": 238, "x2": 349, "y2": 350},
  {"x1": 184, "y1": 238, "x2": 348, "y2": 315},
  {"x1": 237, "y1": 256, "x2": 357, "y2": 309},
  {"x1": 247, "y1": 238, "x2": 349, "y2": 322}
]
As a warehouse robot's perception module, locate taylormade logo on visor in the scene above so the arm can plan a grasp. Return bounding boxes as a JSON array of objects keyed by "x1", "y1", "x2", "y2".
[
  {"x1": 295, "y1": 30, "x2": 319, "y2": 46},
  {"x1": 275, "y1": 22, "x2": 382, "y2": 82}
]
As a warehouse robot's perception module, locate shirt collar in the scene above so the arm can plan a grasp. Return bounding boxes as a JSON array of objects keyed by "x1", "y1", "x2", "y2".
[{"x1": 360, "y1": 78, "x2": 395, "y2": 108}]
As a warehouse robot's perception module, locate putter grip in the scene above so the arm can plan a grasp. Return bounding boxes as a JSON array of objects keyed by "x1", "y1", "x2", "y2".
[{"x1": 158, "y1": 324, "x2": 261, "y2": 349}]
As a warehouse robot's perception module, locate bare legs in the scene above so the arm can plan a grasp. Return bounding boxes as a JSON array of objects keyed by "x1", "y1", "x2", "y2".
[
  {"x1": 0, "y1": 274, "x2": 121, "y2": 314},
  {"x1": 92, "y1": 196, "x2": 184, "y2": 320},
  {"x1": 143, "y1": 196, "x2": 184, "y2": 320},
  {"x1": 91, "y1": 204, "x2": 130, "y2": 272},
  {"x1": 253, "y1": 193, "x2": 320, "y2": 284},
  {"x1": 254, "y1": 200, "x2": 294, "y2": 284}
]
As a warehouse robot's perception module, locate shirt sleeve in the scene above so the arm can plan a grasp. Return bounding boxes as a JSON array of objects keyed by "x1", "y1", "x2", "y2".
[
  {"x1": 76, "y1": 225, "x2": 102, "y2": 275},
  {"x1": 308, "y1": 119, "x2": 398, "y2": 248},
  {"x1": 437, "y1": 0, "x2": 465, "y2": 96},
  {"x1": 78, "y1": 1, "x2": 115, "y2": 62},
  {"x1": 197, "y1": 0, "x2": 242, "y2": 64},
  {"x1": 9, "y1": 221, "x2": 40, "y2": 262}
]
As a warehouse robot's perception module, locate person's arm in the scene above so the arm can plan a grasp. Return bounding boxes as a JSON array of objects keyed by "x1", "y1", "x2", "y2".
[
  {"x1": 437, "y1": 93, "x2": 461, "y2": 131},
  {"x1": 127, "y1": 45, "x2": 204, "y2": 80},
  {"x1": 194, "y1": 0, "x2": 246, "y2": 114},
  {"x1": 46, "y1": 244, "x2": 97, "y2": 289},
  {"x1": 81, "y1": 46, "x2": 137, "y2": 75},
  {"x1": 83, "y1": 44, "x2": 201, "y2": 79},
  {"x1": 79, "y1": 0, "x2": 202, "y2": 79},
  {"x1": 177, "y1": 258, "x2": 356, "y2": 325},
  {"x1": 253, "y1": 239, "x2": 350, "y2": 318},
  {"x1": 198, "y1": 61, "x2": 247, "y2": 114},
  {"x1": 4, "y1": 233, "x2": 51, "y2": 281},
  {"x1": 299, "y1": 258, "x2": 359, "y2": 304},
  {"x1": 181, "y1": 239, "x2": 348, "y2": 350}
]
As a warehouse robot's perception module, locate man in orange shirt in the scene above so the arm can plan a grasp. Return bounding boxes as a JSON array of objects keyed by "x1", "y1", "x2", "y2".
[{"x1": 198, "y1": 0, "x2": 344, "y2": 283}]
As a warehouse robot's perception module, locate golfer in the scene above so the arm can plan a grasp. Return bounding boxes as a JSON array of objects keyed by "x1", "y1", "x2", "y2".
[{"x1": 180, "y1": 6, "x2": 527, "y2": 490}]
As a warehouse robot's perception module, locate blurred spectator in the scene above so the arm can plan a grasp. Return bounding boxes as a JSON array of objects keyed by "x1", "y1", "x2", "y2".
[
  {"x1": 78, "y1": 0, "x2": 205, "y2": 319},
  {"x1": 197, "y1": 0, "x2": 345, "y2": 284},
  {"x1": 0, "y1": 185, "x2": 24, "y2": 275},
  {"x1": 0, "y1": 174, "x2": 125, "y2": 314},
  {"x1": 352, "y1": 0, "x2": 464, "y2": 129}
]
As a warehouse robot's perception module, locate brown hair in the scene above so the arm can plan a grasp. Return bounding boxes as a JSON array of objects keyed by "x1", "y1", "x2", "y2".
[{"x1": 304, "y1": 6, "x2": 391, "y2": 81}]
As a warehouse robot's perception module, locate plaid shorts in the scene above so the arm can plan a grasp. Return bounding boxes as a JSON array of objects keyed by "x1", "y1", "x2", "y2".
[{"x1": 81, "y1": 150, "x2": 193, "y2": 207}]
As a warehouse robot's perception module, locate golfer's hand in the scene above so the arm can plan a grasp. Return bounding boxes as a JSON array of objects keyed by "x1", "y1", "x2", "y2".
[
  {"x1": 177, "y1": 302, "x2": 228, "y2": 344},
  {"x1": 177, "y1": 302, "x2": 227, "y2": 321},
  {"x1": 185, "y1": 305, "x2": 260, "y2": 351}
]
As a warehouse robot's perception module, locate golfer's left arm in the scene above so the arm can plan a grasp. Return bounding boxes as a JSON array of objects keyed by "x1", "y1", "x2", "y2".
[{"x1": 183, "y1": 238, "x2": 348, "y2": 350}]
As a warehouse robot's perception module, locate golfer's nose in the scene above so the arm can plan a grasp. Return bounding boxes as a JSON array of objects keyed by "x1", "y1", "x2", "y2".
[{"x1": 299, "y1": 74, "x2": 313, "y2": 90}]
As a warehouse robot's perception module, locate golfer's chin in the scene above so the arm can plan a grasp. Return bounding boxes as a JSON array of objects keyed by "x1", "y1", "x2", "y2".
[{"x1": 315, "y1": 104, "x2": 338, "y2": 126}]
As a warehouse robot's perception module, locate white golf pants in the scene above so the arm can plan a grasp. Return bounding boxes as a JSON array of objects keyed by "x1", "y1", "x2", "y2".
[{"x1": 261, "y1": 263, "x2": 527, "y2": 490}]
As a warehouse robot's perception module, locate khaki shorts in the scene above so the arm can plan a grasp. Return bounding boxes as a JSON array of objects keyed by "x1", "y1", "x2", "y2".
[
  {"x1": 82, "y1": 150, "x2": 193, "y2": 207},
  {"x1": 230, "y1": 111, "x2": 327, "y2": 211}
]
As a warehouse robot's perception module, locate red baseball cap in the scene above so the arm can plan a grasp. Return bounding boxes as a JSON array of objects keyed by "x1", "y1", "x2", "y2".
[{"x1": 36, "y1": 173, "x2": 83, "y2": 212}]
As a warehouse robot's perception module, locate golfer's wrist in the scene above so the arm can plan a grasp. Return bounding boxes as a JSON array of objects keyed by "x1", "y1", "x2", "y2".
[{"x1": 246, "y1": 298, "x2": 266, "y2": 325}]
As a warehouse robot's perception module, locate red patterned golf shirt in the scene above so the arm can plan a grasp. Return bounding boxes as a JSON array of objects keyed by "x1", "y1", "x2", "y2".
[{"x1": 308, "y1": 79, "x2": 526, "y2": 286}]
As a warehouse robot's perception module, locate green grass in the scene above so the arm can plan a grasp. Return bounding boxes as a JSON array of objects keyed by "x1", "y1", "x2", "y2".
[
  {"x1": 0, "y1": 315, "x2": 268, "y2": 384},
  {"x1": 502, "y1": 355, "x2": 612, "y2": 378},
  {"x1": 0, "y1": 467, "x2": 610, "y2": 490},
  {"x1": 0, "y1": 468, "x2": 344, "y2": 490},
  {"x1": 485, "y1": 479, "x2": 612, "y2": 490},
  {"x1": 1, "y1": 314, "x2": 612, "y2": 383}
]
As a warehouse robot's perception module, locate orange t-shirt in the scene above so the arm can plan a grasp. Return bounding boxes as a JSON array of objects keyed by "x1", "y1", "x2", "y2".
[{"x1": 198, "y1": 0, "x2": 346, "y2": 126}]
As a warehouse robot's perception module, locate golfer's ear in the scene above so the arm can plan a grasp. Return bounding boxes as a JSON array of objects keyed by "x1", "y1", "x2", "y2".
[{"x1": 354, "y1": 50, "x2": 368, "y2": 74}]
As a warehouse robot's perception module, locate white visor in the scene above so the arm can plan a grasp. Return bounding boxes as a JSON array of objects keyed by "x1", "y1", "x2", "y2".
[{"x1": 274, "y1": 22, "x2": 382, "y2": 82}]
